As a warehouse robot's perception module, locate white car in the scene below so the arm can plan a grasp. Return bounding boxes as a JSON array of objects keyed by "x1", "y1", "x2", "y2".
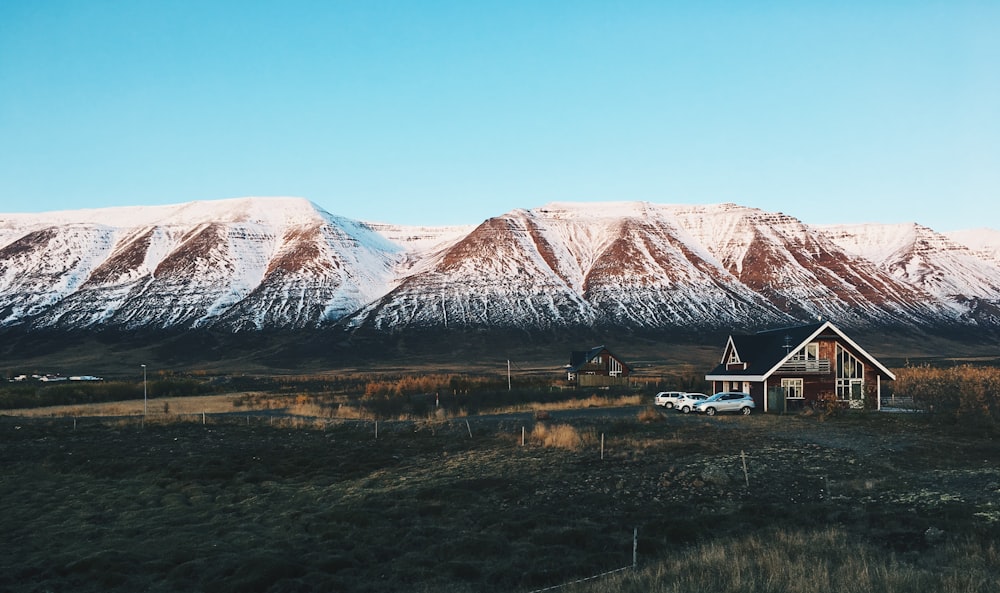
[
  {"x1": 674, "y1": 393, "x2": 709, "y2": 413},
  {"x1": 653, "y1": 391, "x2": 686, "y2": 408},
  {"x1": 693, "y1": 392, "x2": 755, "y2": 416}
]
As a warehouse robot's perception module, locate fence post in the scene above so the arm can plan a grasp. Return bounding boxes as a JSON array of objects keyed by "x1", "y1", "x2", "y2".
[
  {"x1": 741, "y1": 450, "x2": 750, "y2": 488},
  {"x1": 466, "y1": 419, "x2": 473, "y2": 439},
  {"x1": 633, "y1": 527, "x2": 638, "y2": 569},
  {"x1": 601, "y1": 433, "x2": 605, "y2": 460},
  {"x1": 521, "y1": 426, "x2": 525, "y2": 446},
  {"x1": 375, "y1": 420, "x2": 378, "y2": 440}
]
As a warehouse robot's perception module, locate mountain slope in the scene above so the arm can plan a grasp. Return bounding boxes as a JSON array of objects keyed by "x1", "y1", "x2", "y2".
[
  {"x1": 1, "y1": 198, "x2": 998, "y2": 337},
  {"x1": 347, "y1": 202, "x2": 975, "y2": 333},
  {"x1": 0, "y1": 198, "x2": 405, "y2": 330}
]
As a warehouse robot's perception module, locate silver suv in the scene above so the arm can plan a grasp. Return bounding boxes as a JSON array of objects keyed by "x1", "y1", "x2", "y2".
[
  {"x1": 693, "y1": 392, "x2": 755, "y2": 416},
  {"x1": 654, "y1": 391, "x2": 686, "y2": 408}
]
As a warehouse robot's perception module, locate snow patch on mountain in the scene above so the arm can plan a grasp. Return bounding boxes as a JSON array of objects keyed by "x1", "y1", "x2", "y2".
[
  {"x1": 1, "y1": 197, "x2": 998, "y2": 334},
  {"x1": 820, "y1": 223, "x2": 1000, "y2": 303}
]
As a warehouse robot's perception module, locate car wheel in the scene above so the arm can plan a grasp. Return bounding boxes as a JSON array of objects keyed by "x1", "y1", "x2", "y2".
[
  {"x1": 704, "y1": 407, "x2": 716, "y2": 416},
  {"x1": 681, "y1": 406, "x2": 691, "y2": 413},
  {"x1": 665, "y1": 402, "x2": 674, "y2": 409},
  {"x1": 741, "y1": 406, "x2": 752, "y2": 415}
]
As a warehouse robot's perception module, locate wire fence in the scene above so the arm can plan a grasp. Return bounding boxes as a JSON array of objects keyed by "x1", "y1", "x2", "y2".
[
  {"x1": 526, "y1": 528, "x2": 637, "y2": 593},
  {"x1": 880, "y1": 394, "x2": 918, "y2": 411},
  {"x1": 2, "y1": 409, "x2": 564, "y2": 440}
]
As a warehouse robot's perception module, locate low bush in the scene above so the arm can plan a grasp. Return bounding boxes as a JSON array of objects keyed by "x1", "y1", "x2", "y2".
[
  {"x1": 894, "y1": 365, "x2": 1000, "y2": 431},
  {"x1": 637, "y1": 406, "x2": 663, "y2": 423},
  {"x1": 530, "y1": 423, "x2": 594, "y2": 450}
]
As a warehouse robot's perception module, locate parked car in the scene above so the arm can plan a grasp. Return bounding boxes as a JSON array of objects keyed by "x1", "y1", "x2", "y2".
[
  {"x1": 653, "y1": 391, "x2": 686, "y2": 408},
  {"x1": 693, "y1": 392, "x2": 755, "y2": 416},
  {"x1": 674, "y1": 392, "x2": 708, "y2": 413}
]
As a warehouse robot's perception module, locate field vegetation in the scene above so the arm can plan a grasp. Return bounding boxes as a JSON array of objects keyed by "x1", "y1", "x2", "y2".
[
  {"x1": 894, "y1": 364, "x2": 1000, "y2": 432},
  {"x1": 3, "y1": 364, "x2": 999, "y2": 591},
  {"x1": 3, "y1": 390, "x2": 1000, "y2": 592}
]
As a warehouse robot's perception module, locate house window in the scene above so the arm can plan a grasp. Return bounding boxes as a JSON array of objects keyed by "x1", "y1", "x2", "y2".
[
  {"x1": 727, "y1": 349, "x2": 740, "y2": 364},
  {"x1": 782, "y1": 378, "x2": 804, "y2": 399},
  {"x1": 836, "y1": 344, "x2": 864, "y2": 398},
  {"x1": 791, "y1": 343, "x2": 818, "y2": 362}
]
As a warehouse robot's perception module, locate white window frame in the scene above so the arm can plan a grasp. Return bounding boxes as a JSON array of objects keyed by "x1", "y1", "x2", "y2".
[
  {"x1": 781, "y1": 378, "x2": 804, "y2": 399},
  {"x1": 836, "y1": 344, "x2": 864, "y2": 399}
]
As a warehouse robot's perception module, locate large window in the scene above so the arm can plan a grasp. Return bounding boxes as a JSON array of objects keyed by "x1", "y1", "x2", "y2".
[
  {"x1": 836, "y1": 344, "x2": 864, "y2": 398},
  {"x1": 791, "y1": 343, "x2": 818, "y2": 362},
  {"x1": 782, "y1": 378, "x2": 804, "y2": 399}
]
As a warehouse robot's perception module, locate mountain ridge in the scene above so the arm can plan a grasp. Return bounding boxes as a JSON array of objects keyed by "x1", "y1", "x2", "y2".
[{"x1": 2, "y1": 197, "x2": 999, "y2": 343}]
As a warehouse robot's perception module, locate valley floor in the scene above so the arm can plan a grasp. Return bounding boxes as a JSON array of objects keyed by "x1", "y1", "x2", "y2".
[{"x1": 2, "y1": 408, "x2": 998, "y2": 592}]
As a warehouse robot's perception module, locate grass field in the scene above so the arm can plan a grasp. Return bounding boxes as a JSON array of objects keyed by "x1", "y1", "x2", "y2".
[{"x1": 2, "y1": 403, "x2": 999, "y2": 592}]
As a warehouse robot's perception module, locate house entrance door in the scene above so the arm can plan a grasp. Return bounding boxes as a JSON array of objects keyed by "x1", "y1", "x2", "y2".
[
  {"x1": 767, "y1": 386, "x2": 784, "y2": 414},
  {"x1": 848, "y1": 380, "x2": 864, "y2": 409}
]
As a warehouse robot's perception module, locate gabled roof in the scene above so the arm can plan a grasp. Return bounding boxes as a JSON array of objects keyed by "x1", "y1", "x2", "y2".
[
  {"x1": 566, "y1": 345, "x2": 633, "y2": 372},
  {"x1": 706, "y1": 321, "x2": 896, "y2": 381}
]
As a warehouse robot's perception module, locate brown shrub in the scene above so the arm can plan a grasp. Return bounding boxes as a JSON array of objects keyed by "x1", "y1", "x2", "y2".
[
  {"x1": 529, "y1": 423, "x2": 592, "y2": 450},
  {"x1": 637, "y1": 406, "x2": 663, "y2": 423},
  {"x1": 894, "y1": 364, "x2": 1000, "y2": 430}
]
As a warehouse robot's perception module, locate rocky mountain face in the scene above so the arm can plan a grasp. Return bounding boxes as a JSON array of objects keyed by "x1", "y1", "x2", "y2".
[{"x1": 1, "y1": 198, "x2": 998, "y2": 337}]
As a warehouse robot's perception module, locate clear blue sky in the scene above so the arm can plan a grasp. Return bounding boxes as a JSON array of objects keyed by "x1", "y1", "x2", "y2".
[{"x1": 1, "y1": 1, "x2": 997, "y2": 230}]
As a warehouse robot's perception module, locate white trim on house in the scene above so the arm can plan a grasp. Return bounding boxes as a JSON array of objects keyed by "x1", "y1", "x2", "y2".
[{"x1": 760, "y1": 321, "x2": 896, "y2": 382}]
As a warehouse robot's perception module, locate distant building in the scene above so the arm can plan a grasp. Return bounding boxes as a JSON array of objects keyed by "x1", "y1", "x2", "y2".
[{"x1": 566, "y1": 345, "x2": 633, "y2": 387}]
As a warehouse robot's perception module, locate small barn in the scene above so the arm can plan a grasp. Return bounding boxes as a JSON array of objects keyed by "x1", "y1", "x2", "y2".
[
  {"x1": 566, "y1": 345, "x2": 633, "y2": 387},
  {"x1": 705, "y1": 321, "x2": 895, "y2": 412}
]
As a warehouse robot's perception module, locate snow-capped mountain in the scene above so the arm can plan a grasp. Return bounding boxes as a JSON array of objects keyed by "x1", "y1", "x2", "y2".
[
  {"x1": 0, "y1": 198, "x2": 411, "y2": 330},
  {"x1": 1, "y1": 198, "x2": 998, "y2": 335}
]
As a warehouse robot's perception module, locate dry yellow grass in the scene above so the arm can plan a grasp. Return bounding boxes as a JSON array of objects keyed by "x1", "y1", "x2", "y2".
[
  {"x1": 529, "y1": 423, "x2": 597, "y2": 450},
  {"x1": 1, "y1": 392, "x2": 266, "y2": 418},
  {"x1": 637, "y1": 406, "x2": 663, "y2": 423},
  {"x1": 485, "y1": 394, "x2": 644, "y2": 417},
  {"x1": 1, "y1": 390, "x2": 643, "y2": 425}
]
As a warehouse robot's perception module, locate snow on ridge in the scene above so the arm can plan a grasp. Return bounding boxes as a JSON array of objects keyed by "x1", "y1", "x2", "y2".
[
  {"x1": 531, "y1": 201, "x2": 656, "y2": 219},
  {"x1": 819, "y1": 222, "x2": 1000, "y2": 301},
  {"x1": 3, "y1": 196, "x2": 1000, "y2": 332},
  {"x1": 816, "y1": 222, "x2": 927, "y2": 263},
  {"x1": 366, "y1": 222, "x2": 475, "y2": 255},
  {"x1": 0, "y1": 196, "x2": 325, "y2": 229},
  {"x1": 946, "y1": 228, "x2": 1000, "y2": 265}
]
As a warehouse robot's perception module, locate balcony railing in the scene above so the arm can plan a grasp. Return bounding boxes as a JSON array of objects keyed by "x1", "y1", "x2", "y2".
[{"x1": 778, "y1": 359, "x2": 831, "y2": 373}]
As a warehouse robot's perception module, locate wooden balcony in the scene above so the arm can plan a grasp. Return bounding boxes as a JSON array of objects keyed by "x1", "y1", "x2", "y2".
[{"x1": 778, "y1": 359, "x2": 831, "y2": 374}]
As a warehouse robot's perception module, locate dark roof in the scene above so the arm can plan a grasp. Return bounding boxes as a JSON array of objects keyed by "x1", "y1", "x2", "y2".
[
  {"x1": 707, "y1": 322, "x2": 826, "y2": 378},
  {"x1": 705, "y1": 320, "x2": 895, "y2": 381},
  {"x1": 566, "y1": 345, "x2": 633, "y2": 372}
]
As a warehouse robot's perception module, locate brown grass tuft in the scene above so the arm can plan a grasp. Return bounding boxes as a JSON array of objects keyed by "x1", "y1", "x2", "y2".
[
  {"x1": 529, "y1": 423, "x2": 595, "y2": 450},
  {"x1": 637, "y1": 406, "x2": 663, "y2": 423}
]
